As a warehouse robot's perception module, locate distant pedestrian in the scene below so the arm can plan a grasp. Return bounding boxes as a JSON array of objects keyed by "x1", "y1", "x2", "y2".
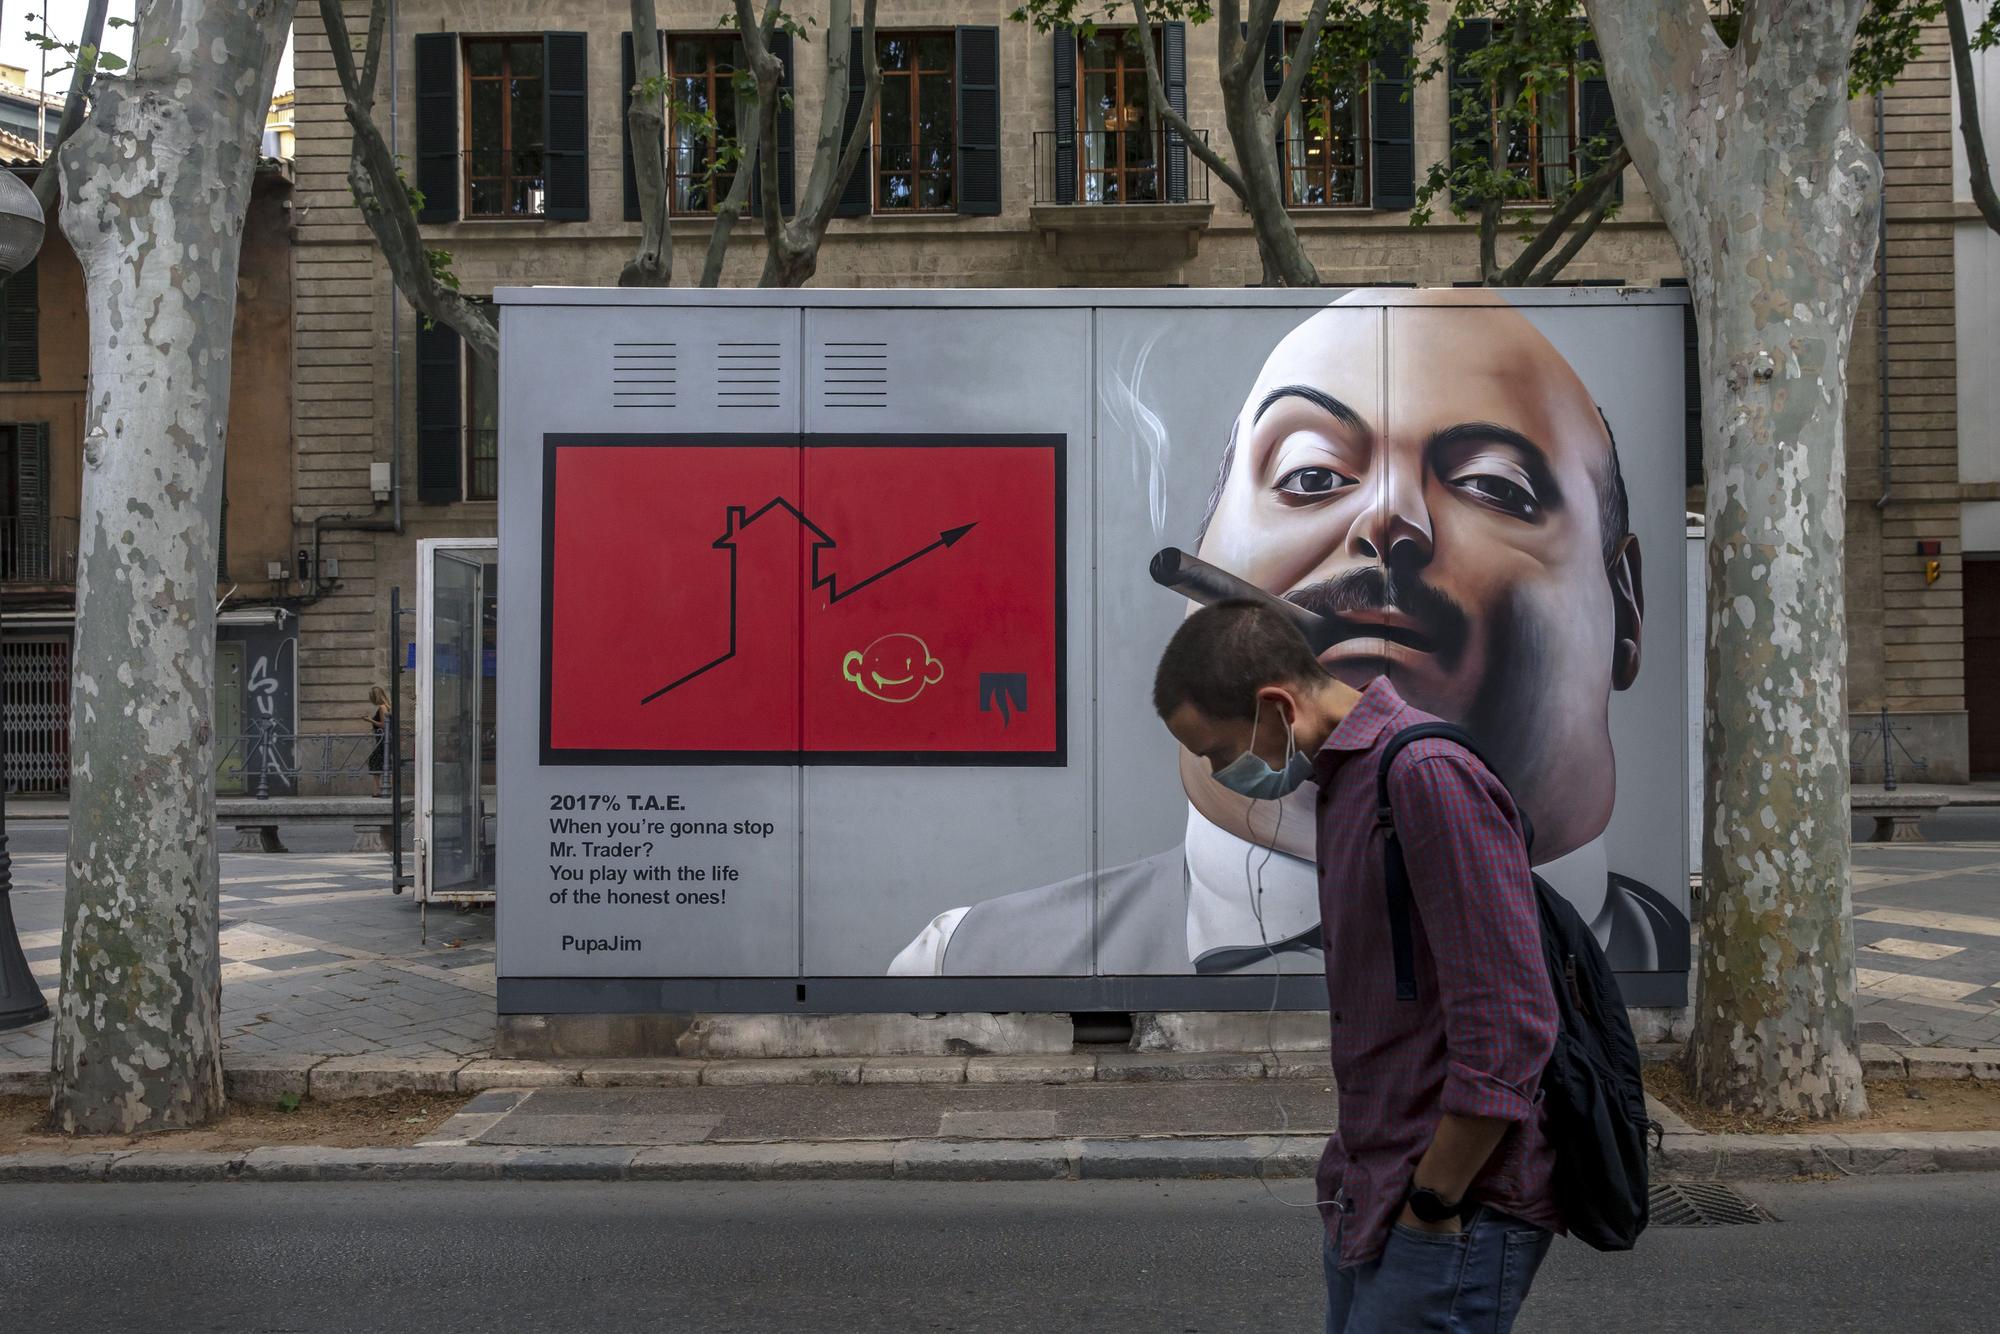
[
  {"x1": 367, "y1": 685, "x2": 391, "y2": 796},
  {"x1": 1153, "y1": 600, "x2": 1560, "y2": 1334}
]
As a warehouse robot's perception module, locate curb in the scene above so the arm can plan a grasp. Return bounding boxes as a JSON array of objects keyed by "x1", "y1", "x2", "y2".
[
  {"x1": 9, "y1": 1042, "x2": 1996, "y2": 1102},
  {"x1": 4, "y1": 1051, "x2": 1345, "y2": 1101},
  {"x1": 4, "y1": 1130, "x2": 1998, "y2": 1186}
]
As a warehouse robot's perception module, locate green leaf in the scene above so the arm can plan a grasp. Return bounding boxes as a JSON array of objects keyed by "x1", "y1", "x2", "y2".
[{"x1": 277, "y1": 1091, "x2": 302, "y2": 1113}]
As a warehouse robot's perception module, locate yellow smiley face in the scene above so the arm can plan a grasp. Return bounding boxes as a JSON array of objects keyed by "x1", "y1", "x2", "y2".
[{"x1": 841, "y1": 634, "x2": 945, "y2": 703}]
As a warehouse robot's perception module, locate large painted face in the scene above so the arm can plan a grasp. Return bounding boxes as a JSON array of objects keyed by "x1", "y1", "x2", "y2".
[
  {"x1": 842, "y1": 633, "x2": 946, "y2": 705},
  {"x1": 1191, "y1": 291, "x2": 1642, "y2": 862}
]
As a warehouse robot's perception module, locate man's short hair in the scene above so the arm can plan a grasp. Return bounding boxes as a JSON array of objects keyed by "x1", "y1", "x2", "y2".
[
  {"x1": 1152, "y1": 600, "x2": 1326, "y2": 723},
  {"x1": 1196, "y1": 409, "x2": 1631, "y2": 567}
]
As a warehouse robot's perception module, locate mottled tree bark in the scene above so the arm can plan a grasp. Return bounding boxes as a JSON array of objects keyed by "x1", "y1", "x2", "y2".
[
  {"x1": 620, "y1": 0, "x2": 672, "y2": 287},
  {"x1": 51, "y1": 0, "x2": 297, "y2": 1134},
  {"x1": 1583, "y1": 0, "x2": 1876, "y2": 1117}
]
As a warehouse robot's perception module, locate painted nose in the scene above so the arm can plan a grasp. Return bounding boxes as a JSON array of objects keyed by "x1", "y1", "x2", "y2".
[{"x1": 1344, "y1": 462, "x2": 1433, "y2": 568}]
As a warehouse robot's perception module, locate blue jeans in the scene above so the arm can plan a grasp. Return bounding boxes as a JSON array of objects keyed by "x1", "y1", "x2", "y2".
[{"x1": 1323, "y1": 1207, "x2": 1553, "y2": 1334}]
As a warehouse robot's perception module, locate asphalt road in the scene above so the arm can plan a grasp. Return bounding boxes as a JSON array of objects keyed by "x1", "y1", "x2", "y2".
[{"x1": 5, "y1": 1174, "x2": 1994, "y2": 1332}]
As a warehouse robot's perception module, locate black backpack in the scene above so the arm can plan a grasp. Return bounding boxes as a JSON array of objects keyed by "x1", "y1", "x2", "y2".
[{"x1": 1376, "y1": 722, "x2": 1656, "y2": 1252}]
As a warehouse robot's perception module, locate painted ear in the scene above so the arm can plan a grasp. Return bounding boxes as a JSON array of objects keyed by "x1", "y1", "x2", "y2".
[
  {"x1": 924, "y1": 656, "x2": 945, "y2": 686},
  {"x1": 1609, "y1": 534, "x2": 1643, "y2": 691},
  {"x1": 842, "y1": 650, "x2": 864, "y2": 685}
]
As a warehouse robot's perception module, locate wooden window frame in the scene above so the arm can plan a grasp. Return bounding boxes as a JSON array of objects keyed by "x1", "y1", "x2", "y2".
[
  {"x1": 1280, "y1": 26, "x2": 1370, "y2": 210},
  {"x1": 871, "y1": 29, "x2": 957, "y2": 215},
  {"x1": 667, "y1": 32, "x2": 744, "y2": 216},
  {"x1": 462, "y1": 35, "x2": 548, "y2": 220},
  {"x1": 1075, "y1": 28, "x2": 1165, "y2": 206},
  {"x1": 1492, "y1": 75, "x2": 1579, "y2": 206}
]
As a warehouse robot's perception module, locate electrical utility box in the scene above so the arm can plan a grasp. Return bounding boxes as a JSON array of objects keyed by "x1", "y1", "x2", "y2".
[{"x1": 494, "y1": 286, "x2": 1691, "y2": 1018}]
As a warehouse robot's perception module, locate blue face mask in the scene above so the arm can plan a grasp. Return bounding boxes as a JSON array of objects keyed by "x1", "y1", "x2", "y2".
[{"x1": 1211, "y1": 703, "x2": 1315, "y2": 800}]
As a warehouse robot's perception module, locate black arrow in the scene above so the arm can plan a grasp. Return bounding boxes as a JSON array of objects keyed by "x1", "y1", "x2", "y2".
[
  {"x1": 639, "y1": 505, "x2": 973, "y2": 705},
  {"x1": 821, "y1": 523, "x2": 975, "y2": 604}
]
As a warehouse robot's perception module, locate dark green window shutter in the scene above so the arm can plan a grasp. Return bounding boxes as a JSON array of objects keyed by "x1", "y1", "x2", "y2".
[
  {"x1": 774, "y1": 30, "x2": 797, "y2": 215},
  {"x1": 0, "y1": 257, "x2": 37, "y2": 382},
  {"x1": 834, "y1": 28, "x2": 872, "y2": 218},
  {"x1": 621, "y1": 32, "x2": 640, "y2": 222},
  {"x1": 1664, "y1": 281, "x2": 1703, "y2": 487},
  {"x1": 1052, "y1": 30, "x2": 1077, "y2": 205},
  {"x1": 1370, "y1": 34, "x2": 1416, "y2": 209},
  {"x1": 544, "y1": 32, "x2": 590, "y2": 220},
  {"x1": 415, "y1": 318, "x2": 463, "y2": 504},
  {"x1": 414, "y1": 33, "x2": 459, "y2": 223},
  {"x1": 1263, "y1": 23, "x2": 1286, "y2": 101},
  {"x1": 12, "y1": 421, "x2": 48, "y2": 580},
  {"x1": 1577, "y1": 39, "x2": 1622, "y2": 202},
  {"x1": 956, "y1": 26, "x2": 1001, "y2": 216},
  {"x1": 1163, "y1": 22, "x2": 1189, "y2": 202},
  {"x1": 1448, "y1": 19, "x2": 1492, "y2": 207}
]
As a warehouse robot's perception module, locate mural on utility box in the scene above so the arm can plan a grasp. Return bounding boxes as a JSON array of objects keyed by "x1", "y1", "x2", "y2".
[{"x1": 889, "y1": 289, "x2": 1691, "y2": 979}]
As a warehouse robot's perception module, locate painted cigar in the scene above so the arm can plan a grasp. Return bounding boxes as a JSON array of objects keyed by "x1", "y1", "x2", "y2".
[{"x1": 1148, "y1": 548, "x2": 1339, "y2": 654}]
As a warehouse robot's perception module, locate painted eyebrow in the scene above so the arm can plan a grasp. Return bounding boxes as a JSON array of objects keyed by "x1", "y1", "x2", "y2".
[
  {"x1": 1253, "y1": 384, "x2": 1366, "y2": 430},
  {"x1": 1426, "y1": 422, "x2": 1563, "y2": 501}
]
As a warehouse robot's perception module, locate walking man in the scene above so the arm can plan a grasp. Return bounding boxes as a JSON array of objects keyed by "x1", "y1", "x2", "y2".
[{"x1": 1154, "y1": 599, "x2": 1560, "y2": 1332}]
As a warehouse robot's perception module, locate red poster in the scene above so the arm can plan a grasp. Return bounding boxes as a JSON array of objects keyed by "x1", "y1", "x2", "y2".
[{"x1": 542, "y1": 435, "x2": 1064, "y2": 764}]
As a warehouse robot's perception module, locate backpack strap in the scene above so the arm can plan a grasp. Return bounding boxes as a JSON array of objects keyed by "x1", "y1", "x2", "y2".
[{"x1": 1376, "y1": 722, "x2": 1491, "y2": 1002}]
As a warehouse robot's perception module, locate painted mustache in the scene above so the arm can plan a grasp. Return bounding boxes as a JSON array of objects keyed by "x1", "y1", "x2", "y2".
[{"x1": 1284, "y1": 566, "x2": 1471, "y2": 669}]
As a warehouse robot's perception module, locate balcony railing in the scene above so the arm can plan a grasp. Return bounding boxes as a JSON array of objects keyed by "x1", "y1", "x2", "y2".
[
  {"x1": 0, "y1": 514, "x2": 79, "y2": 586},
  {"x1": 1033, "y1": 129, "x2": 1211, "y2": 206}
]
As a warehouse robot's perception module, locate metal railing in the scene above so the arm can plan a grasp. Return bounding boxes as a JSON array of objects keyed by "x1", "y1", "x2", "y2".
[
  {"x1": 1848, "y1": 707, "x2": 1928, "y2": 791},
  {"x1": 215, "y1": 727, "x2": 415, "y2": 800},
  {"x1": 1033, "y1": 128, "x2": 1211, "y2": 206},
  {"x1": 0, "y1": 515, "x2": 78, "y2": 585}
]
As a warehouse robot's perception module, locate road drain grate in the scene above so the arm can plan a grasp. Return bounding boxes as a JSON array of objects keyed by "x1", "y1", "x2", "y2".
[{"x1": 1650, "y1": 1183, "x2": 1774, "y2": 1227}]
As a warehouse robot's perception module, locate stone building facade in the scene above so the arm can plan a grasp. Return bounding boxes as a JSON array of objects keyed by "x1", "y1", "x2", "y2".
[
  {"x1": 290, "y1": 2, "x2": 1971, "y2": 777},
  {"x1": 0, "y1": 161, "x2": 298, "y2": 795}
]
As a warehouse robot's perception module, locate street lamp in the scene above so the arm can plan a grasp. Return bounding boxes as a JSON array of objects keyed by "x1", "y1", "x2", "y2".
[{"x1": 0, "y1": 164, "x2": 46, "y2": 1030}]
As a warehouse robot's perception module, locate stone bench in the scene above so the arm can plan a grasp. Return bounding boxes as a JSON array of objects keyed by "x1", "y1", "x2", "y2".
[
  {"x1": 216, "y1": 796, "x2": 412, "y2": 853},
  {"x1": 1850, "y1": 792, "x2": 1942, "y2": 843}
]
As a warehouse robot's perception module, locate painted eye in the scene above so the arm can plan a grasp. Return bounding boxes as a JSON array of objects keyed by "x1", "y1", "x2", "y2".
[
  {"x1": 1453, "y1": 473, "x2": 1539, "y2": 517},
  {"x1": 1275, "y1": 466, "x2": 1355, "y2": 497}
]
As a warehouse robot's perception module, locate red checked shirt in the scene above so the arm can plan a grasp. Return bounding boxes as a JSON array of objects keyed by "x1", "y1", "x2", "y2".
[{"x1": 1310, "y1": 677, "x2": 1560, "y2": 1266}]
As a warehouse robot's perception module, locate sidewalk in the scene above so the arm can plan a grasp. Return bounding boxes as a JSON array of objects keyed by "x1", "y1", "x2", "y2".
[
  {"x1": 0, "y1": 822, "x2": 494, "y2": 1064},
  {"x1": 2, "y1": 816, "x2": 1997, "y2": 1062}
]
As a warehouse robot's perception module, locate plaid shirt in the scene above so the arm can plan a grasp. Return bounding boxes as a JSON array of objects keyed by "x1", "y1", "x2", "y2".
[{"x1": 1310, "y1": 677, "x2": 1560, "y2": 1267}]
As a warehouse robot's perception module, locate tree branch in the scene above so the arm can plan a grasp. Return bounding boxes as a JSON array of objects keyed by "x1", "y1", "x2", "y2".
[
  {"x1": 317, "y1": 0, "x2": 496, "y2": 363},
  {"x1": 33, "y1": 0, "x2": 110, "y2": 216},
  {"x1": 1496, "y1": 141, "x2": 1630, "y2": 285},
  {"x1": 620, "y1": 0, "x2": 671, "y2": 287},
  {"x1": 700, "y1": 79, "x2": 762, "y2": 287},
  {"x1": 1525, "y1": 189, "x2": 1616, "y2": 285},
  {"x1": 1216, "y1": 0, "x2": 1250, "y2": 87},
  {"x1": 1272, "y1": 0, "x2": 1334, "y2": 120},
  {"x1": 1132, "y1": 0, "x2": 1248, "y2": 198},
  {"x1": 1947, "y1": 0, "x2": 2000, "y2": 234},
  {"x1": 357, "y1": 0, "x2": 387, "y2": 106},
  {"x1": 799, "y1": 0, "x2": 881, "y2": 239},
  {"x1": 729, "y1": 0, "x2": 785, "y2": 258},
  {"x1": 1240, "y1": 0, "x2": 1283, "y2": 87}
]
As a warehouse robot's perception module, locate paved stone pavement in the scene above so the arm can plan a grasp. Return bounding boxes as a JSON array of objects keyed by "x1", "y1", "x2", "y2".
[
  {"x1": 2, "y1": 810, "x2": 1997, "y2": 1063},
  {"x1": 0, "y1": 819, "x2": 495, "y2": 1063}
]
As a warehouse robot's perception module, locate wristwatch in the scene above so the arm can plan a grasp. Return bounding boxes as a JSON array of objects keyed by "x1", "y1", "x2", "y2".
[{"x1": 1405, "y1": 1185, "x2": 1463, "y2": 1224}]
